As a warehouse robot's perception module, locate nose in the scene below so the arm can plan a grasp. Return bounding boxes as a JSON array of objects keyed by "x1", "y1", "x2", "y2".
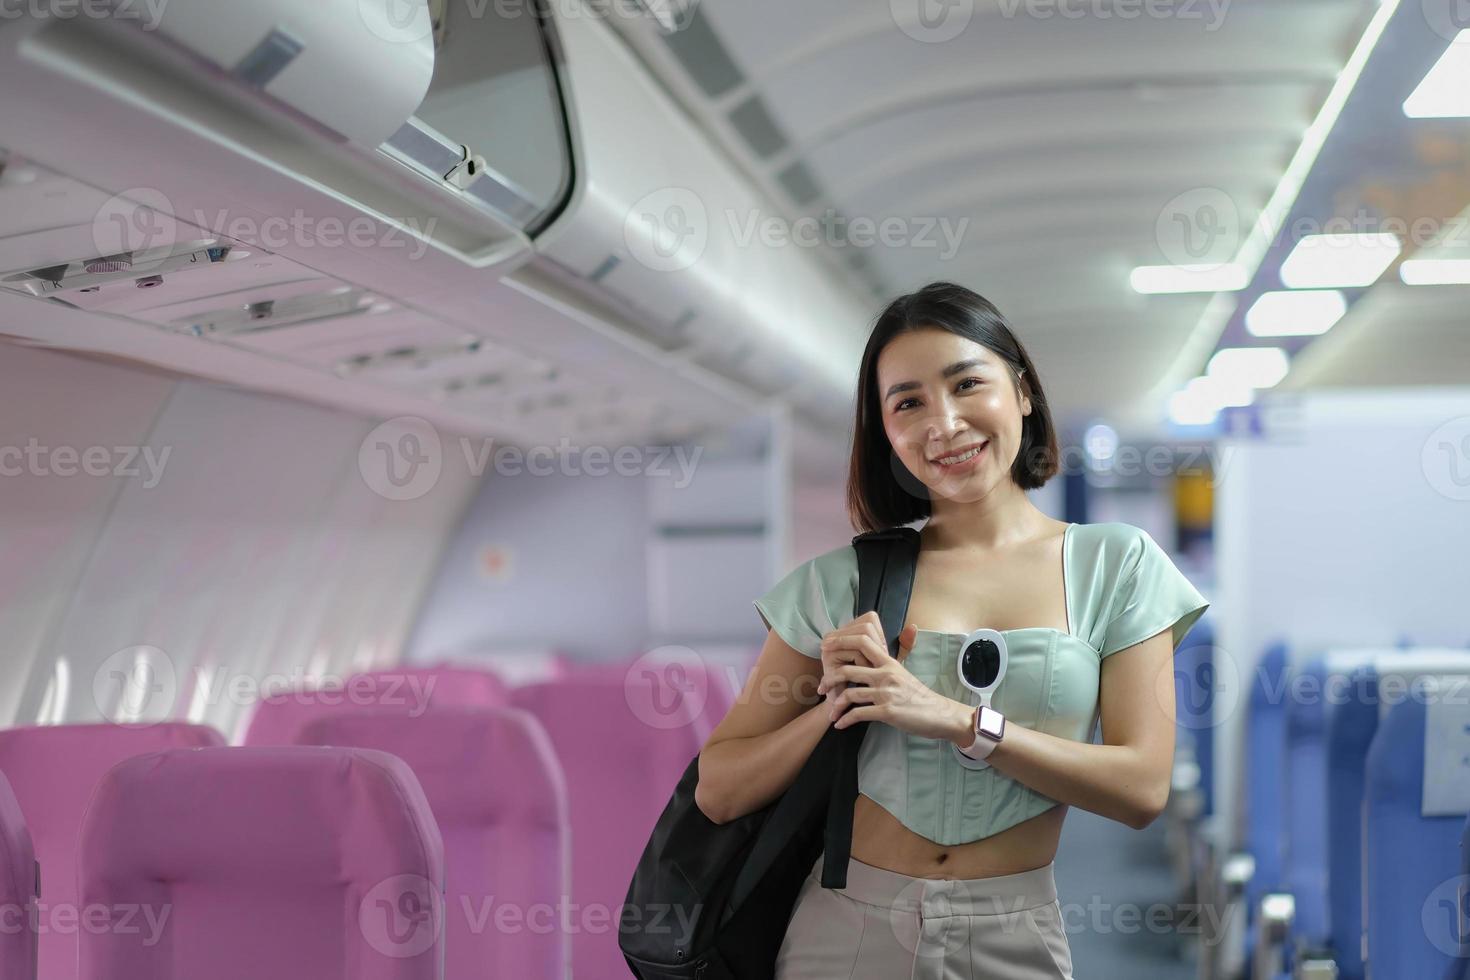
[{"x1": 923, "y1": 398, "x2": 967, "y2": 442}]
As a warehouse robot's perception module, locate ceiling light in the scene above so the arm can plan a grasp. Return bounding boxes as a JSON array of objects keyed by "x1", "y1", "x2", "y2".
[
  {"x1": 1157, "y1": 0, "x2": 1403, "y2": 401},
  {"x1": 1278, "y1": 233, "x2": 1401, "y2": 287},
  {"x1": 1403, "y1": 30, "x2": 1470, "y2": 118},
  {"x1": 1399, "y1": 257, "x2": 1470, "y2": 284},
  {"x1": 1245, "y1": 290, "x2": 1347, "y2": 337},
  {"x1": 1168, "y1": 391, "x2": 1218, "y2": 426},
  {"x1": 1187, "y1": 374, "x2": 1254, "y2": 408},
  {"x1": 1206, "y1": 347, "x2": 1291, "y2": 388},
  {"x1": 1130, "y1": 263, "x2": 1250, "y2": 294},
  {"x1": 1167, "y1": 374, "x2": 1254, "y2": 427},
  {"x1": 1083, "y1": 423, "x2": 1118, "y2": 462}
]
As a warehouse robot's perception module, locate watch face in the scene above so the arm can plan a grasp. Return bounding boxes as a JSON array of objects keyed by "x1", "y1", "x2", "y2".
[{"x1": 978, "y1": 706, "x2": 1005, "y2": 740}]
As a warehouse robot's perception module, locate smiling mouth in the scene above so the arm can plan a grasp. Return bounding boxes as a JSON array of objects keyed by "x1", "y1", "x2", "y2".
[{"x1": 931, "y1": 442, "x2": 988, "y2": 466}]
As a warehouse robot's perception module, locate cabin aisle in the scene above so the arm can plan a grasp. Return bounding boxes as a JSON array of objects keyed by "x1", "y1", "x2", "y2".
[{"x1": 1055, "y1": 808, "x2": 1194, "y2": 978}]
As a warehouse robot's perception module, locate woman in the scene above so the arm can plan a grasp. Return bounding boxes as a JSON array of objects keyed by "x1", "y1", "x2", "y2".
[{"x1": 693, "y1": 281, "x2": 1209, "y2": 979}]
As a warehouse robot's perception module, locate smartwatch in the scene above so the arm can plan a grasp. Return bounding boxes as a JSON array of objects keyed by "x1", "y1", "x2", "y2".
[{"x1": 953, "y1": 705, "x2": 1006, "y2": 770}]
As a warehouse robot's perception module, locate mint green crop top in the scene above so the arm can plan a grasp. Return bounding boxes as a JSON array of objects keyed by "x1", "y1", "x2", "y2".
[{"x1": 752, "y1": 521, "x2": 1210, "y2": 846}]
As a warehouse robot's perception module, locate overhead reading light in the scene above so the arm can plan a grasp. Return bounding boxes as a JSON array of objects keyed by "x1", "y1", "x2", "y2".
[
  {"x1": 437, "y1": 356, "x2": 558, "y2": 399},
  {"x1": 1245, "y1": 290, "x2": 1348, "y2": 336},
  {"x1": 1206, "y1": 347, "x2": 1291, "y2": 388},
  {"x1": 1130, "y1": 263, "x2": 1250, "y2": 294},
  {"x1": 1399, "y1": 257, "x2": 1470, "y2": 284},
  {"x1": 1278, "y1": 233, "x2": 1401, "y2": 288},
  {"x1": 335, "y1": 334, "x2": 483, "y2": 376},
  {"x1": 1403, "y1": 30, "x2": 1470, "y2": 118},
  {"x1": 174, "y1": 288, "x2": 369, "y2": 337},
  {"x1": 0, "y1": 241, "x2": 240, "y2": 298}
]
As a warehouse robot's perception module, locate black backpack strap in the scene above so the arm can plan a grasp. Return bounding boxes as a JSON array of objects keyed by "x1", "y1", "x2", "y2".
[{"x1": 820, "y1": 526, "x2": 921, "y2": 888}]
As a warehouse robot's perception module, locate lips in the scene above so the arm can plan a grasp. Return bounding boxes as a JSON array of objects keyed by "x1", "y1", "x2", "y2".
[{"x1": 931, "y1": 441, "x2": 988, "y2": 465}]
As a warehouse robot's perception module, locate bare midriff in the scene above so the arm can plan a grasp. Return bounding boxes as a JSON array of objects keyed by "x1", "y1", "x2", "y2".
[{"x1": 848, "y1": 793, "x2": 1067, "y2": 880}]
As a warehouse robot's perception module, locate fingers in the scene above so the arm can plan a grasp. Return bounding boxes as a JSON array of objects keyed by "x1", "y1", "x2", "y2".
[
  {"x1": 830, "y1": 685, "x2": 877, "y2": 708},
  {"x1": 827, "y1": 612, "x2": 885, "y2": 653},
  {"x1": 827, "y1": 685, "x2": 878, "y2": 722},
  {"x1": 820, "y1": 630, "x2": 887, "y2": 669},
  {"x1": 817, "y1": 664, "x2": 883, "y2": 697},
  {"x1": 820, "y1": 664, "x2": 882, "y2": 690},
  {"x1": 832, "y1": 704, "x2": 876, "y2": 730}
]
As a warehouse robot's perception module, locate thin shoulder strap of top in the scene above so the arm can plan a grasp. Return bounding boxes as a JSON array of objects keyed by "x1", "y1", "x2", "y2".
[{"x1": 821, "y1": 526, "x2": 921, "y2": 888}]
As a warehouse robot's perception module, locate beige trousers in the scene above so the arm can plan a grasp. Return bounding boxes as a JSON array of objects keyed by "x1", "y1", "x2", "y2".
[{"x1": 774, "y1": 855, "x2": 1074, "y2": 979}]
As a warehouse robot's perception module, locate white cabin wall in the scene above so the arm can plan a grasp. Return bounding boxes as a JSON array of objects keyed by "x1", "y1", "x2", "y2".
[
  {"x1": 405, "y1": 462, "x2": 654, "y2": 664},
  {"x1": 1213, "y1": 387, "x2": 1470, "y2": 847},
  {"x1": 0, "y1": 340, "x2": 477, "y2": 736}
]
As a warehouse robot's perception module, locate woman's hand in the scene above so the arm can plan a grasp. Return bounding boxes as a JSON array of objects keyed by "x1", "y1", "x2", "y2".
[{"x1": 816, "y1": 613, "x2": 973, "y2": 744}]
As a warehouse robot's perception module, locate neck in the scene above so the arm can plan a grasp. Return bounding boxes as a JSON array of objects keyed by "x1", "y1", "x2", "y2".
[{"x1": 922, "y1": 479, "x2": 1047, "y2": 551}]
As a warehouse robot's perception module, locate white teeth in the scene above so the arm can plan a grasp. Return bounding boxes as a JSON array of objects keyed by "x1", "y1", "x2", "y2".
[{"x1": 936, "y1": 444, "x2": 984, "y2": 465}]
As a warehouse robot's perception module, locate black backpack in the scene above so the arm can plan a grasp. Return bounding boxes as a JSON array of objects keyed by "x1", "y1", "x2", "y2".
[{"x1": 619, "y1": 526, "x2": 921, "y2": 979}]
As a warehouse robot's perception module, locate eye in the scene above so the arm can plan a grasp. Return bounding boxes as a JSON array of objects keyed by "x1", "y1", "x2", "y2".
[{"x1": 892, "y1": 377, "x2": 984, "y2": 412}]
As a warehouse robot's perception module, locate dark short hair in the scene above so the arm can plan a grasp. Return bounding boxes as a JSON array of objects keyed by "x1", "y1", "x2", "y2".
[{"x1": 846, "y1": 281, "x2": 1060, "y2": 532}]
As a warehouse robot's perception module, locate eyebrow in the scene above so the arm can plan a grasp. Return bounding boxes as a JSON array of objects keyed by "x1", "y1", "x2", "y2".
[{"x1": 884, "y1": 358, "x2": 988, "y2": 400}]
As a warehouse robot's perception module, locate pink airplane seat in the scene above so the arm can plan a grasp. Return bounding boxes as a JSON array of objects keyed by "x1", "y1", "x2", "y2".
[
  {"x1": 0, "y1": 771, "x2": 37, "y2": 980},
  {"x1": 243, "y1": 665, "x2": 508, "y2": 746},
  {"x1": 0, "y1": 723, "x2": 224, "y2": 980},
  {"x1": 355, "y1": 666, "x2": 509, "y2": 709},
  {"x1": 298, "y1": 708, "x2": 569, "y2": 980},
  {"x1": 78, "y1": 746, "x2": 444, "y2": 980},
  {"x1": 511, "y1": 678, "x2": 704, "y2": 980},
  {"x1": 553, "y1": 651, "x2": 740, "y2": 741}
]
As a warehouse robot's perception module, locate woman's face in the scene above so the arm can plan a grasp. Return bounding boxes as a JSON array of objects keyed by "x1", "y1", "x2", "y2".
[{"x1": 876, "y1": 327, "x2": 1031, "y2": 505}]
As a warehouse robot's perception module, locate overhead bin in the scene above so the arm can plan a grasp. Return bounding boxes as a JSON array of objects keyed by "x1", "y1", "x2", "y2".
[{"x1": 138, "y1": 0, "x2": 436, "y2": 149}]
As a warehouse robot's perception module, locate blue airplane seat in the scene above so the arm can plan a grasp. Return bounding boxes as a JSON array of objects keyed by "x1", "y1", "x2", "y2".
[
  {"x1": 1364, "y1": 688, "x2": 1470, "y2": 976},
  {"x1": 1456, "y1": 814, "x2": 1470, "y2": 980},
  {"x1": 1325, "y1": 665, "x2": 1379, "y2": 980},
  {"x1": 1245, "y1": 641, "x2": 1291, "y2": 962},
  {"x1": 1283, "y1": 656, "x2": 1332, "y2": 951},
  {"x1": 1174, "y1": 613, "x2": 1216, "y2": 815}
]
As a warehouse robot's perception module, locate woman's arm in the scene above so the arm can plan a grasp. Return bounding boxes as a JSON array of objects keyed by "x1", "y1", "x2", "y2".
[
  {"x1": 939, "y1": 628, "x2": 1178, "y2": 829},
  {"x1": 824, "y1": 622, "x2": 1178, "y2": 829},
  {"x1": 694, "y1": 631, "x2": 827, "y2": 825}
]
